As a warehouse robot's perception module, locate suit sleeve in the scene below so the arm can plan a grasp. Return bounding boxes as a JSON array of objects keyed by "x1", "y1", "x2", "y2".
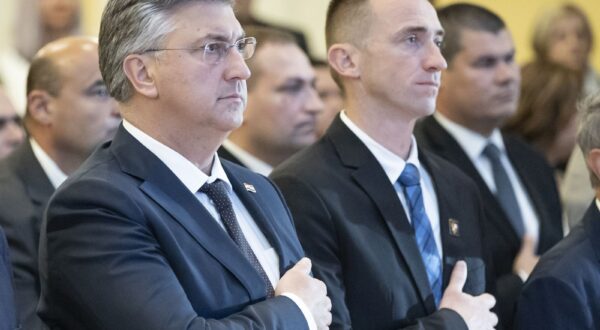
[
  {"x1": 516, "y1": 276, "x2": 591, "y2": 330},
  {"x1": 40, "y1": 178, "x2": 307, "y2": 330},
  {"x1": 272, "y1": 175, "x2": 468, "y2": 330}
]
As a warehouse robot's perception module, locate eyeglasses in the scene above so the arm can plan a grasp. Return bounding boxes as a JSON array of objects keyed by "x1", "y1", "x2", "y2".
[
  {"x1": 0, "y1": 115, "x2": 21, "y2": 130},
  {"x1": 143, "y1": 37, "x2": 257, "y2": 65}
]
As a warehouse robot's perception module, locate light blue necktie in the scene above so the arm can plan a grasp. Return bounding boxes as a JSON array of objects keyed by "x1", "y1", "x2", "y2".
[{"x1": 398, "y1": 163, "x2": 442, "y2": 306}]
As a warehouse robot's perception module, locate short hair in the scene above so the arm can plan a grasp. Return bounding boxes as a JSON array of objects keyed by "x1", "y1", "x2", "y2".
[
  {"x1": 577, "y1": 91, "x2": 600, "y2": 187},
  {"x1": 504, "y1": 61, "x2": 582, "y2": 156},
  {"x1": 437, "y1": 3, "x2": 506, "y2": 65},
  {"x1": 532, "y1": 3, "x2": 593, "y2": 62},
  {"x1": 99, "y1": 0, "x2": 233, "y2": 102},
  {"x1": 243, "y1": 25, "x2": 297, "y2": 91},
  {"x1": 26, "y1": 57, "x2": 62, "y2": 97}
]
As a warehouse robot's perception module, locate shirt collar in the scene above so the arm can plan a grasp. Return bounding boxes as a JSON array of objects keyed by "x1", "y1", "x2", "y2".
[
  {"x1": 340, "y1": 111, "x2": 421, "y2": 184},
  {"x1": 221, "y1": 139, "x2": 273, "y2": 176},
  {"x1": 29, "y1": 138, "x2": 67, "y2": 189},
  {"x1": 434, "y1": 111, "x2": 506, "y2": 159},
  {"x1": 122, "y1": 120, "x2": 231, "y2": 194}
]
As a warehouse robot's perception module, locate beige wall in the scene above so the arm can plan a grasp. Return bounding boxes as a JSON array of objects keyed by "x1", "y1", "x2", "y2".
[{"x1": 78, "y1": 0, "x2": 598, "y2": 70}]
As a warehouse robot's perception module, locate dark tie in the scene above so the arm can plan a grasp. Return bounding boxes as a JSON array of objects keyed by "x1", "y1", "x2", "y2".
[
  {"x1": 200, "y1": 180, "x2": 275, "y2": 298},
  {"x1": 398, "y1": 164, "x2": 442, "y2": 306},
  {"x1": 481, "y1": 143, "x2": 525, "y2": 238}
]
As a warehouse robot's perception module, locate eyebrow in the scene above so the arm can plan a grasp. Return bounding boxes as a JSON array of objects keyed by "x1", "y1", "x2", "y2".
[
  {"x1": 396, "y1": 26, "x2": 445, "y2": 37},
  {"x1": 191, "y1": 32, "x2": 247, "y2": 46},
  {"x1": 84, "y1": 80, "x2": 107, "y2": 92}
]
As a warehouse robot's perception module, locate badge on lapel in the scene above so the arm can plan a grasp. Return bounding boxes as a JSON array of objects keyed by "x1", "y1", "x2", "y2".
[
  {"x1": 449, "y1": 218, "x2": 460, "y2": 237},
  {"x1": 243, "y1": 182, "x2": 256, "y2": 193}
]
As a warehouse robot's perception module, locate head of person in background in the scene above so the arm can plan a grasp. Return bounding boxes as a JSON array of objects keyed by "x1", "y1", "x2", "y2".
[
  {"x1": 436, "y1": 4, "x2": 520, "y2": 136},
  {"x1": 14, "y1": 0, "x2": 81, "y2": 61},
  {"x1": 504, "y1": 61, "x2": 583, "y2": 172},
  {"x1": 222, "y1": 25, "x2": 323, "y2": 175},
  {"x1": 0, "y1": 88, "x2": 25, "y2": 159},
  {"x1": 26, "y1": 36, "x2": 120, "y2": 177},
  {"x1": 312, "y1": 59, "x2": 343, "y2": 137}
]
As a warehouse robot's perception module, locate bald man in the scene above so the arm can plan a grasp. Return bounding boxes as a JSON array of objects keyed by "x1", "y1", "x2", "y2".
[
  {"x1": 0, "y1": 88, "x2": 25, "y2": 159},
  {"x1": 0, "y1": 36, "x2": 120, "y2": 329}
]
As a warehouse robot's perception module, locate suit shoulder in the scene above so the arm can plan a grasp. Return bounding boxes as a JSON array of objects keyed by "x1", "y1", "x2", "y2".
[{"x1": 272, "y1": 138, "x2": 337, "y2": 180}]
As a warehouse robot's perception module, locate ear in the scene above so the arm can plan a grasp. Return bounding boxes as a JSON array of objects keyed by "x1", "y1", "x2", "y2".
[
  {"x1": 328, "y1": 43, "x2": 360, "y2": 80},
  {"x1": 26, "y1": 90, "x2": 53, "y2": 126},
  {"x1": 122, "y1": 54, "x2": 158, "y2": 98},
  {"x1": 586, "y1": 148, "x2": 600, "y2": 182}
]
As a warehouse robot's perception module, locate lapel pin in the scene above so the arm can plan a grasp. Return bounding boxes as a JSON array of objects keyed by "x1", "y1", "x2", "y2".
[
  {"x1": 449, "y1": 218, "x2": 460, "y2": 237},
  {"x1": 244, "y1": 183, "x2": 256, "y2": 193}
]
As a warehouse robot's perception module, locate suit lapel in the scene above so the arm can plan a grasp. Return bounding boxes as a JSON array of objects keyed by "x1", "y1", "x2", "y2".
[
  {"x1": 328, "y1": 118, "x2": 437, "y2": 313},
  {"x1": 111, "y1": 127, "x2": 267, "y2": 300},
  {"x1": 14, "y1": 141, "x2": 55, "y2": 206}
]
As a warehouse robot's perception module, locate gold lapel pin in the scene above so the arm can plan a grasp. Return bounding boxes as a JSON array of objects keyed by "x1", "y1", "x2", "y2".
[
  {"x1": 449, "y1": 218, "x2": 460, "y2": 237},
  {"x1": 244, "y1": 183, "x2": 256, "y2": 193}
]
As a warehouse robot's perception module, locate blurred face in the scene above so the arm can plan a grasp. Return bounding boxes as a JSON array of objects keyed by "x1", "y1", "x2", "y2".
[
  {"x1": 244, "y1": 43, "x2": 323, "y2": 155},
  {"x1": 150, "y1": 2, "x2": 250, "y2": 136},
  {"x1": 439, "y1": 29, "x2": 520, "y2": 135},
  {"x1": 357, "y1": 0, "x2": 446, "y2": 119},
  {"x1": 314, "y1": 66, "x2": 343, "y2": 136},
  {"x1": 49, "y1": 41, "x2": 120, "y2": 158},
  {"x1": 39, "y1": 0, "x2": 79, "y2": 31},
  {"x1": 547, "y1": 14, "x2": 590, "y2": 71},
  {"x1": 0, "y1": 90, "x2": 25, "y2": 159}
]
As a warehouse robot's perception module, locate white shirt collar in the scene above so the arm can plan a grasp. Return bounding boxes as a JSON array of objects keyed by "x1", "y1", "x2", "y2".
[
  {"x1": 122, "y1": 120, "x2": 231, "y2": 194},
  {"x1": 434, "y1": 111, "x2": 506, "y2": 160},
  {"x1": 340, "y1": 111, "x2": 421, "y2": 184},
  {"x1": 221, "y1": 140, "x2": 273, "y2": 176},
  {"x1": 29, "y1": 138, "x2": 67, "y2": 189}
]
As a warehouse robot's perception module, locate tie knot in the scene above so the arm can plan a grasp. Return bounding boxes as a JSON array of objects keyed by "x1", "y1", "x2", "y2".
[
  {"x1": 199, "y1": 179, "x2": 229, "y2": 200},
  {"x1": 398, "y1": 163, "x2": 420, "y2": 186},
  {"x1": 482, "y1": 143, "x2": 501, "y2": 161}
]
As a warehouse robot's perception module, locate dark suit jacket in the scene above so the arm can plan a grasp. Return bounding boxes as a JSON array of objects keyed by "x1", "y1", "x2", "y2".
[
  {"x1": 271, "y1": 117, "x2": 487, "y2": 330},
  {"x1": 0, "y1": 141, "x2": 54, "y2": 330},
  {"x1": 217, "y1": 146, "x2": 245, "y2": 168},
  {"x1": 415, "y1": 116, "x2": 563, "y2": 329},
  {"x1": 0, "y1": 226, "x2": 18, "y2": 330},
  {"x1": 516, "y1": 202, "x2": 600, "y2": 329},
  {"x1": 38, "y1": 126, "x2": 308, "y2": 330}
]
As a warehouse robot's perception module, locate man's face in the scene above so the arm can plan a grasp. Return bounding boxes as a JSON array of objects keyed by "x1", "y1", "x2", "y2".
[
  {"x1": 49, "y1": 42, "x2": 120, "y2": 157},
  {"x1": 244, "y1": 43, "x2": 323, "y2": 155},
  {"x1": 314, "y1": 66, "x2": 342, "y2": 136},
  {"x1": 439, "y1": 29, "x2": 520, "y2": 134},
  {"x1": 39, "y1": 0, "x2": 79, "y2": 31},
  {"x1": 149, "y1": 2, "x2": 250, "y2": 136},
  {"x1": 548, "y1": 14, "x2": 590, "y2": 71},
  {"x1": 0, "y1": 90, "x2": 24, "y2": 159},
  {"x1": 357, "y1": 0, "x2": 446, "y2": 120}
]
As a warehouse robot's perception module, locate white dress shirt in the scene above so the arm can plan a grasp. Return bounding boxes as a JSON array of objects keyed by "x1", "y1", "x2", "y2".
[
  {"x1": 122, "y1": 120, "x2": 316, "y2": 329},
  {"x1": 221, "y1": 140, "x2": 273, "y2": 176},
  {"x1": 30, "y1": 138, "x2": 67, "y2": 189},
  {"x1": 340, "y1": 112, "x2": 443, "y2": 257},
  {"x1": 434, "y1": 112, "x2": 540, "y2": 242}
]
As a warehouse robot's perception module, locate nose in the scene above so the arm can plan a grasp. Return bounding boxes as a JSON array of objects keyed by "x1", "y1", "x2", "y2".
[
  {"x1": 224, "y1": 48, "x2": 251, "y2": 81},
  {"x1": 424, "y1": 41, "x2": 447, "y2": 72},
  {"x1": 495, "y1": 60, "x2": 518, "y2": 85},
  {"x1": 305, "y1": 86, "x2": 324, "y2": 115}
]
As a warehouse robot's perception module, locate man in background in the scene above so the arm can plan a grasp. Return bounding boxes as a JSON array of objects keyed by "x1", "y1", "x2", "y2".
[
  {"x1": 0, "y1": 36, "x2": 121, "y2": 330},
  {"x1": 312, "y1": 59, "x2": 343, "y2": 138},
  {"x1": 0, "y1": 88, "x2": 25, "y2": 159}
]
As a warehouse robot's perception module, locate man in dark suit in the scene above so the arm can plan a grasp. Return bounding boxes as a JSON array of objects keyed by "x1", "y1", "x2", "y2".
[
  {"x1": 219, "y1": 25, "x2": 322, "y2": 175},
  {"x1": 414, "y1": 4, "x2": 563, "y2": 329},
  {"x1": 0, "y1": 36, "x2": 121, "y2": 330},
  {"x1": 38, "y1": 0, "x2": 331, "y2": 329},
  {"x1": 516, "y1": 92, "x2": 600, "y2": 329},
  {"x1": 271, "y1": 0, "x2": 497, "y2": 329},
  {"x1": 0, "y1": 225, "x2": 18, "y2": 330}
]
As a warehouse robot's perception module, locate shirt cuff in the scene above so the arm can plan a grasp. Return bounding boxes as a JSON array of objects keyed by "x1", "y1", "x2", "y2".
[{"x1": 281, "y1": 292, "x2": 317, "y2": 330}]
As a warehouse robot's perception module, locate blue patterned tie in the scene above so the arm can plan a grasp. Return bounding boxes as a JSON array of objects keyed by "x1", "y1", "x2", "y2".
[
  {"x1": 200, "y1": 180, "x2": 275, "y2": 298},
  {"x1": 481, "y1": 143, "x2": 525, "y2": 238},
  {"x1": 398, "y1": 164, "x2": 442, "y2": 306}
]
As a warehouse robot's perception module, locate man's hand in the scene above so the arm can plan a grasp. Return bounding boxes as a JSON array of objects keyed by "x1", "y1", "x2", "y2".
[
  {"x1": 513, "y1": 236, "x2": 539, "y2": 281},
  {"x1": 439, "y1": 261, "x2": 498, "y2": 330},
  {"x1": 276, "y1": 258, "x2": 332, "y2": 330}
]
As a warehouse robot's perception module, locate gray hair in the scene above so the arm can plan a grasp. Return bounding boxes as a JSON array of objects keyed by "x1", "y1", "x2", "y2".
[
  {"x1": 577, "y1": 91, "x2": 600, "y2": 187},
  {"x1": 99, "y1": 0, "x2": 233, "y2": 102}
]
